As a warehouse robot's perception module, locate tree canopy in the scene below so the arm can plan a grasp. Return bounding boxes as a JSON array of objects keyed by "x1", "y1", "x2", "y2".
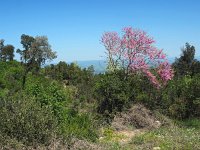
[{"x1": 173, "y1": 43, "x2": 200, "y2": 76}]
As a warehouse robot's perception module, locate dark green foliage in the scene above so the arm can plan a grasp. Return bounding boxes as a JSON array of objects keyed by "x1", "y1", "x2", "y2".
[
  {"x1": 191, "y1": 59, "x2": 200, "y2": 74},
  {"x1": 0, "y1": 61, "x2": 24, "y2": 93},
  {"x1": 94, "y1": 72, "x2": 131, "y2": 117},
  {"x1": 173, "y1": 43, "x2": 200, "y2": 76},
  {"x1": 94, "y1": 70, "x2": 164, "y2": 120},
  {"x1": 179, "y1": 118, "x2": 200, "y2": 129},
  {"x1": 44, "y1": 61, "x2": 95, "y2": 102},
  {"x1": 167, "y1": 74, "x2": 200, "y2": 118},
  {"x1": 18, "y1": 34, "x2": 35, "y2": 63},
  {"x1": 134, "y1": 74, "x2": 200, "y2": 119},
  {"x1": 45, "y1": 61, "x2": 94, "y2": 85}
]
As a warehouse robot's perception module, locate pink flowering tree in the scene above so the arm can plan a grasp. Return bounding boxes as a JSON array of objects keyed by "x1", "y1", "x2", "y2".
[{"x1": 101, "y1": 27, "x2": 174, "y2": 88}]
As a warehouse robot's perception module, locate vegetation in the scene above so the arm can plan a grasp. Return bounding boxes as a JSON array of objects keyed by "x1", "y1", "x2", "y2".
[{"x1": 0, "y1": 28, "x2": 200, "y2": 149}]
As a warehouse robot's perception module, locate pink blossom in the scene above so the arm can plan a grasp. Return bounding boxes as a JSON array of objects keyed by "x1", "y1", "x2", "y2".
[
  {"x1": 101, "y1": 27, "x2": 174, "y2": 88},
  {"x1": 157, "y1": 61, "x2": 174, "y2": 85}
]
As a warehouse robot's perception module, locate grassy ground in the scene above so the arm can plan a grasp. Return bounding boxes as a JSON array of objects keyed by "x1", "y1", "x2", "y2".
[{"x1": 99, "y1": 119, "x2": 200, "y2": 150}]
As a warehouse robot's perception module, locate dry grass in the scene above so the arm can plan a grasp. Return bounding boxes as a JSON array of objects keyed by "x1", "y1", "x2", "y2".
[{"x1": 112, "y1": 104, "x2": 162, "y2": 131}]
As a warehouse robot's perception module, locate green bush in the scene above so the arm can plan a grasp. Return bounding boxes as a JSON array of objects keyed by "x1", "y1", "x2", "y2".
[
  {"x1": 94, "y1": 72, "x2": 130, "y2": 116},
  {"x1": 0, "y1": 92, "x2": 58, "y2": 146},
  {"x1": 60, "y1": 111, "x2": 98, "y2": 142},
  {"x1": 127, "y1": 73, "x2": 200, "y2": 119},
  {"x1": 24, "y1": 75, "x2": 98, "y2": 142},
  {"x1": 162, "y1": 74, "x2": 200, "y2": 119},
  {"x1": 0, "y1": 61, "x2": 24, "y2": 92}
]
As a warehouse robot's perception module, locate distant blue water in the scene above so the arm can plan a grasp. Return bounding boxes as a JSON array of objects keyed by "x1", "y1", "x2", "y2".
[
  {"x1": 56, "y1": 56, "x2": 200, "y2": 74},
  {"x1": 75, "y1": 60, "x2": 106, "y2": 74},
  {"x1": 76, "y1": 57, "x2": 176, "y2": 73}
]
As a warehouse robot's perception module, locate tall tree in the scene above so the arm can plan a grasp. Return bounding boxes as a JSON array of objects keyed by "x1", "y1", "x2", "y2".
[
  {"x1": 17, "y1": 34, "x2": 35, "y2": 63},
  {"x1": 29, "y1": 36, "x2": 57, "y2": 69},
  {"x1": 1, "y1": 45, "x2": 15, "y2": 61},
  {"x1": 173, "y1": 43, "x2": 199, "y2": 76},
  {"x1": 17, "y1": 34, "x2": 57, "y2": 88}
]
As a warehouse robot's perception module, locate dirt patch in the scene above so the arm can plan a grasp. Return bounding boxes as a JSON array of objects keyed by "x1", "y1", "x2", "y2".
[
  {"x1": 70, "y1": 138, "x2": 105, "y2": 150},
  {"x1": 112, "y1": 104, "x2": 161, "y2": 131},
  {"x1": 115, "y1": 129, "x2": 145, "y2": 144},
  {"x1": 8, "y1": 138, "x2": 105, "y2": 150}
]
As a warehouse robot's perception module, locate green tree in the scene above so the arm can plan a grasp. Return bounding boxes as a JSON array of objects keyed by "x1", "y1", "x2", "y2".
[
  {"x1": 17, "y1": 34, "x2": 56, "y2": 71},
  {"x1": 17, "y1": 34, "x2": 57, "y2": 88},
  {"x1": 173, "y1": 43, "x2": 199, "y2": 76},
  {"x1": 1, "y1": 45, "x2": 15, "y2": 61},
  {"x1": 29, "y1": 36, "x2": 57, "y2": 69},
  {"x1": 191, "y1": 60, "x2": 200, "y2": 75},
  {"x1": 17, "y1": 34, "x2": 35, "y2": 63},
  {"x1": 95, "y1": 72, "x2": 130, "y2": 120}
]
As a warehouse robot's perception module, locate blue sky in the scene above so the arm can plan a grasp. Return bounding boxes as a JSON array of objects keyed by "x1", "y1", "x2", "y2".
[{"x1": 1, "y1": 0, "x2": 200, "y2": 62}]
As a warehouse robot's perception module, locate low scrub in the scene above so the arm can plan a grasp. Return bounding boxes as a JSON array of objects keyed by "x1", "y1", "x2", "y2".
[{"x1": 0, "y1": 92, "x2": 58, "y2": 147}]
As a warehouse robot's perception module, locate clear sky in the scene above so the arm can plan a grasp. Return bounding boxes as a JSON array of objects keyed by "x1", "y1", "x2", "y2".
[{"x1": 1, "y1": 0, "x2": 200, "y2": 62}]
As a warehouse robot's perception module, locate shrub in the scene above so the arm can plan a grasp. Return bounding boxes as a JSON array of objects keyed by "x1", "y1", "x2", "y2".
[
  {"x1": 94, "y1": 72, "x2": 130, "y2": 119},
  {"x1": 0, "y1": 92, "x2": 58, "y2": 146},
  {"x1": 130, "y1": 73, "x2": 200, "y2": 119},
  {"x1": 163, "y1": 74, "x2": 200, "y2": 119},
  {"x1": 25, "y1": 75, "x2": 98, "y2": 142},
  {"x1": 0, "y1": 61, "x2": 24, "y2": 92},
  {"x1": 60, "y1": 111, "x2": 98, "y2": 142}
]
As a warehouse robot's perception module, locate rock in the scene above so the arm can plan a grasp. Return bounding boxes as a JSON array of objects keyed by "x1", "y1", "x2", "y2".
[
  {"x1": 153, "y1": 147, "x2": 161, "y2": 150},
  {"x1": 154, "y1": 121, "x2": 161, "y2": 128}
]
